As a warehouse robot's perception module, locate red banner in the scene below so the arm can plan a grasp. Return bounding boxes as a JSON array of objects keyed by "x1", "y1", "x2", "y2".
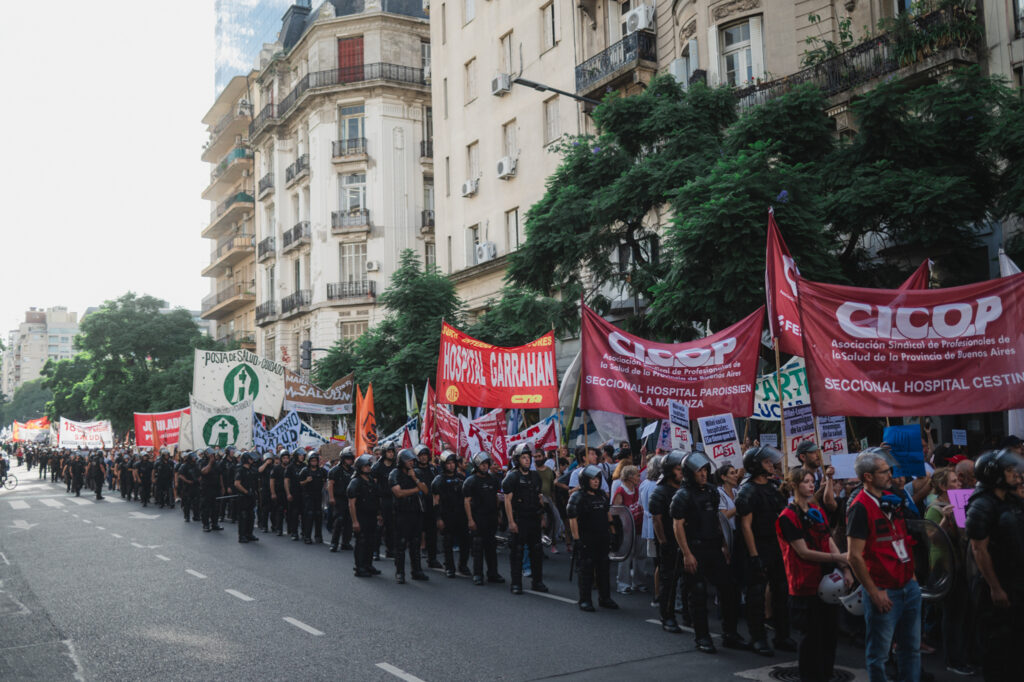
[
  {"x1": 133, "y1": 408, "x2": 189, "y2": 448},
  {"x1": 580, "y1": 304, "x2": 764, "y2": 419},
  {"x1": 434, "y1": 405, "x2": 467, "y2": 458},
  {"x1": 897, "y1": 260, "x2": 932, "y2": 291},
  {"x1": 436, "y1": 322, "x2": 558, "y2": 408},
  {"x1": 798, "y1": 274, "x2": 1024, "y2": 416},
  {"x1": 766, "y1": 210, "x2": 804, "y2": 356}
]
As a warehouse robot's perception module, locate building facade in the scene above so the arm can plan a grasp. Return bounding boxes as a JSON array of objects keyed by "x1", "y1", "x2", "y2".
[
  {"x1": 247, "y1": 0, "x2": 431, "y2": 372},
  {"x1": 215, "y1": 0, "x2": 299, "y2": 95},
  {"x1": 200, "y1": 75, "x2": 259, "y2": 349},
  {"x1": 2, "y1": 307, "x2": 79, "y2": 397}
]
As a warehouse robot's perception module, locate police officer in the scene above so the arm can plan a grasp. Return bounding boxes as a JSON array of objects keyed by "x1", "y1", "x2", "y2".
[
  {"x1": 119, "y1": 453, "x2": 132, "y2": 499},
  {"x1": 463, "y1": 452, "x2": 504, "y2": 586},
  {"x1": 347, "y1": 454, "x2": 382, "y2": 577},
  {"x1": 70, "y1": 453, "x2": 86, "y2": 497},
  {"x1": 136, "y1": 451, "x2": 154, "y2": 507},
  {"x1": 270, "y1": 451, "x2": 289, "y2": 535},
  {"x1": 220, "y1": 447, "x2": 238, "y2": 524},
  {"x1": 502, "y1": 444, "x2": 548, "y2": 594},
  {"x1": 87, "y1": 451, "x2": 106, "y2": 500},
  {"x1": 329, "y1": 448, "x2": 355, "y2": 551},
  {"x1": 154, "y1": 448, "x2": 175, "y2": 509},
  {"x1": 966, "y1": 448, "x2": 1024, "y2": 681},
  {"x1": 372, "y1": 442, "x2": 398, "y2": 560},
  {"x1": 284, "y1": 447, "x2": 305, "y2": 540},
  {"x1": 199, "y1": 448, "x2": 224, "y2": 532},
  {"x1": 257, "y1": 452, "x2": 274, "y2": 532},
  {"x1": 649, "y1": 449, "x2": 685, "y2": 632},
  {"x1": 566, "y1": 464, "x2": 618, "y2": 612},
  {"x1": 178, "y1": 452, "x2": 200, "y2": 522},
  {"x1": 671, "y1": 451, "x2": 747, "y2": 653},
  {"x1": 413, "y1": 444, "x2": 441, "y2": 569},
  {"x1": 299, "y1": 452, "x2": 327, "y2": 544},
  {"x1": 390, "y1": 449, "x2": 429, "y2": 583},
  {"x1": 234, "y1": 452, "x2": 260, "y2": 543},
  {"x1": 735, "y1": 445, "x2": 794, "y2": 655},
  {"x1": 432, "y1": 450, "x2": 471, "y2": 578}
]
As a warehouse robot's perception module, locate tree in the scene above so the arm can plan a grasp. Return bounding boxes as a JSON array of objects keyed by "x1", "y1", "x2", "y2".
[
  {"x1": 41, "y1": 355, "x2": 92, "y2": 422},
  {"x1": 0, "y1": 378, "x2": 53, "y2": 423},
  {"x1": 313, "y1": 250, "x2": 462, "y2": 430}
]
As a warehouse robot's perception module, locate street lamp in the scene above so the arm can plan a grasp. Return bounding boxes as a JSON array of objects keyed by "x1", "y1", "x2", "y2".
[{"x1": 512, "y1": 77, "x2": 601, "y2": 106}]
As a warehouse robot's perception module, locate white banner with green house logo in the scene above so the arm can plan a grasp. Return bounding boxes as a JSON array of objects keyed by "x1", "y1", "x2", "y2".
[
  {"x1": 192, "y1": 349, "x2": 286, "y2": 418},
  {"x1": 189, "y1": 394, "x2": 254, "y2": 450}
]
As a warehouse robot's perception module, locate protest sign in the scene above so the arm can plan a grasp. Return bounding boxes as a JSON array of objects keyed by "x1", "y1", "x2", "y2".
[
  {"x1": 759, "y1": 433, "x2": 778, "y2": 448},
  {"x1": 783, "y1": 404, "x2": 817, "y2": 464},
  {"x1": 830, "y1": 453, "x2": 858, "y2": 480},
  {"x1": 752, "y1": 357, "x2": 809, "y2": 421},
  {"x1": 189, "y1": 395, "x2": 253, "y2": 450},
  {"x1": 882, "y1": 424, "x2": 925, "y2": 477},
  {"x1": 668, "y1": 400, "x2": 692, "y2": 452},
  {"x1": 192, "y1": 349, "x2": 286, "y2": 417},
  {"x1": 59, "y1": 418, "x2": 114, "y2": 449},
  {"x1": 696, "y1": 413, "x2": 742, "y2": 468},
  {"x1": 134, "y1": 408, "x2": 189, "y2": 448},
  {"x1": 815, "y1": 415, "x2": 848, "y2": 465},
  {"x1": 952, "y1": 429, "x2": 967, "y2": 446},
  {"x1": 947, "y1": 488, "x2": 972, "y2": 529},
  {"x1": 283, "y1": 371, "x2": 353, "y2": 415}
]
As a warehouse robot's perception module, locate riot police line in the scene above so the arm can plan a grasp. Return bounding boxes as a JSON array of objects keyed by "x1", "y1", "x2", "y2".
[{"x1": 8, "y1": 439, "x2": 1024, "y2": 681}]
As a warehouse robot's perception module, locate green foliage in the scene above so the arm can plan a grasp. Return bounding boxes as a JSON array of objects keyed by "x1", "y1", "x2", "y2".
[
  {"x1": 801, "y1": 14, "x2": 855, "y2": 68},
  {"x1": 0, "y1": 379, "x2": 53, "y2": 423},
  {"x1": 466, "y1": 284, "x2": 580, "y2": 346},
  {"x1": 312, "y1": 250, "x2": 462, "y2": 431},
  {"x1": 41, "y1": 355, "x2": 92, "y2": 422}
]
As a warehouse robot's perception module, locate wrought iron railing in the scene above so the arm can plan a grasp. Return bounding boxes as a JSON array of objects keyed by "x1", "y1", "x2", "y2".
[
  {"x1": 281, "y1": 289, "x2": 312, "y2": 314},
  {"x1": 255, "y1": 301, "x2": 276, "y2": 320},
  {"x1": 202, "y1": 280, "x2": 255, "y2": 313},
  {"x1": 218, "y1": 330, "x2": 255, "y2": 346},
  {"x1": 285, "y1": 154, "x2": 309, "y2": 183},
  {"x1": 333, "y1": 138, "x2": 368, "y2": 157},
  {"x1": 258, "y1": 172, "x2": 274, "y2": 195},
  {"x1": 210, "y1": 146, "x2": 252, "y2": 183},
  {"x1": 249, "y1": 103, "x2": 276, "y2": 138},
  {"x1": 327, "y1": 280, "x2": 376, "y2": 300},
  {"x1": 257, "y1": 236, "x2": 276, "y2": 260},
  {"x1": 331, "y1": 209, "x2": 370, "y2": 229},
  {"x1": 421, "y1": 209, "x2": 435, "y2": 229},
  {"x1": 282, "y1": 221, "x2": 311, "y2": 249},
  {"x1": 210, "y1": 190, "x2": 254, "y2": 222},
  {"x1": 575, "y1": 30, "x2": 657, "y2": 93}
]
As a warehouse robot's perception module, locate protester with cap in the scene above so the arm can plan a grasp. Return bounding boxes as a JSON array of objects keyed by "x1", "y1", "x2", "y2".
[
  {"x1": 846, "y1": 447, "x2": 920, "y2": 682},
  {"x1": 462, "y1": 452, "x2": 504, "y2": 586},
  {"x1": 795, "y1": 441, "x2": 837, "y2": 513},
  {"x1": 566, "y1": 464, "x2": 618, "y2": 612}
]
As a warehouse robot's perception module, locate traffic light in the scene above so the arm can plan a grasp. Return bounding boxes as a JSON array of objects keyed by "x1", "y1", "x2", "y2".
[{"x1": 300, "y1": 340, "x2": 312, "y2": 370}]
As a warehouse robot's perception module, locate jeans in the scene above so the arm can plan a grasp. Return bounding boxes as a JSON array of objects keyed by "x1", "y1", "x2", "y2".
[{"x1": 864, "y1": 580, "x2": 920, "y2": 682}]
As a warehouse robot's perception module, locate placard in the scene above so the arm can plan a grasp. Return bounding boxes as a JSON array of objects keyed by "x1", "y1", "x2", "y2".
[
  {"x1": 952, "y1": 429, "x2": 967, "y2": 446},
  {"x1": 830, "y1": 453, "x2": 858, "y2": 480},
  {"x1": 947, "y1": 488, "x2": 973, "y2": 528},
  {"x1": 696, "y1": 413, "x2": 742, "y2": 468},
  {"x1": 816, "y1": 415, "x2": 848, "y2": 465},
  {"x1": 759, "y1": 433, "x2": 778, "y2": 448},
  {"x1": 783, "y1": 404, "x2": 817, "y2": 464},
  {"x1": 668, "y1": 400, "x2": 692, "y2": 452}
]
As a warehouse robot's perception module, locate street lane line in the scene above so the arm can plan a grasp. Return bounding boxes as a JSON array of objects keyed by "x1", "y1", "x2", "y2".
[
  {"x1": 96, "y1": 526, "x2": 105, "y2": 530},
  {"x1": 7, "y1": 500, "x2": 29, "y2": 510},
  {"x1": 185, "y1": 569, "x2": 207, "y2": 579},
  {"x1": 0, "y1": 552, "x2": 8, "y2": 565},
  {"x1": 155, "y1": 554, "x2": 170, "y2": 561},
  {"x1": 225, "y1": 589, "x2": 254, "y2": 602},
  {"x1": 111, "y1": 533, "x2": 123, "y2": 539},
  {"x1": 130, "y1": 542, "x2": 145, "y2": 548},
  {"x1": 68, "y1": 498, "x2": 93, "y2": 506},
  {"x1": 526, "y1": 590, "x2": 577, "y2": 604},
  {"x1": 40, "y1": 499, "x2": 64, "y2": 508},
  {"x1": 82, "y1": 519, "x2": 92, "y2": 524},
  {"x1": 284, "y1": 617, "x2": 324, "y2": 636},
  {"x1": 376, "y1": 662, "x2": 425, "y2": 682}
]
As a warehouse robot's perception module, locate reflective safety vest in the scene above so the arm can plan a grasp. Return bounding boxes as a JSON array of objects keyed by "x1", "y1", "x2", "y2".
[
  {"x1": 849, "y1": 489, "x2": 916, "y2": 590},
  {"x1": 776, "y1": 503, "x2": 832, "y2": 596}
]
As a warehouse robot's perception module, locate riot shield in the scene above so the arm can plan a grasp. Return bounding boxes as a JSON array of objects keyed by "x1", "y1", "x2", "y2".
[
  {"x1": 608, "y1": 504, "x2": 635, "y2": 562},
  {"x1": 907, "y1": 518, "x2": 957, "y2": 601}
]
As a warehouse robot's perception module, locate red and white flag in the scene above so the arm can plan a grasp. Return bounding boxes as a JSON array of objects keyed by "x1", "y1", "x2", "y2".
[{"x1": 765, "y1": 209, "x2": 804, "y2": 355}]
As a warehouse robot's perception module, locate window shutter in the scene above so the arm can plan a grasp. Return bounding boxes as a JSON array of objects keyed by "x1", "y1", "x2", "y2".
[
  {"x1": 749, "y1": 15, "x2": 765, "y2": 81},
  {"x1": 706, "y1": 26, "x2": 720, "y2": 86}
]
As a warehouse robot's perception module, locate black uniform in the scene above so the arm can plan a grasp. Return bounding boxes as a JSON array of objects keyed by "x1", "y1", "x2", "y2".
[
  {"x1": 566, "y1": 487, "x2": 612, "y2": 605},
  {"x1": 329, "y1": 463, "x2": 354, "y2": 549},
  {"x1": 502, "y1": 468, "x2": 545, "y2": 590},
  {"x1": 136, "y1": 458, "x2": 154, "y2": 506},
  {"x1": 269, "y1": 460, "x2": 287, "y2": 534},
  {"x1": 371, "y1": 457, "x2": 397, "y2": 557},
  {"x1": 414, "y1": 460, "x2": 439, "y2": 565},
  {"x1": 463, "y1": 472, "x2": 501, "y2": 581},
  {"x1": 284, "y1": 460, "x2": 304, "y2": 538},
  {"x1": 648, "y1": 480, "x2": 681, "y2": 624},
  {"x1": 670, "y1": 482, "x2": 741, "y2": 642},
  {"x1": 119, "y1": 457, "x2": 132, "y2": 499},
  {"x1": 70, "y1": 458, "x2": 85, "y2": 496},
  {"x1": 219, "y1": 455, "x2": 237, "y2": 522},
  {"x1": 299, "y1": 464, "x2": 327, "y2": 542},
  {"x1": 234, "y1": 464, "x2": 259, "y2": 542},
  {"x1": 390, "y1": 467, "x2": 426, "y2": 579},
  {"x1": 198, "y1": 456, "x2": 222, "y2": 529},
  {"x1": 965, "y1": 489, "x2": 1024, "y2": 681},
  {"x1": 347, "y1": 474, "x2": 380, "y2": 575},
  {"x1": 432, "y1": 469, "x2": 470, "y2": 575},
  {"x1": 178, "y1": 460, "x2": 200, "y2": 521},
  {"x1": 735, "y1": 479, "x2": 790, "y2": 644},
  {"x1": 257, "y1": 458, "x2": 273, "y2": 531},
  {"x1": 154, "y1": 457, "x2": 174, "y2": 508},
  {"x1": 88, "y1": 457, "x2": 105, "y2": 500}
]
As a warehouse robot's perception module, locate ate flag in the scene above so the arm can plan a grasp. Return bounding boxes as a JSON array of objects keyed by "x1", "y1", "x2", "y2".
[
  {"x1": 798, "y1": 273, "x2": 1024, "y2": 417},
  {"x1": 580, "y1": 304, "x2": 764, "y2": 419},
  {"x1": 436, "y1": 322, "x2": 558, "y2": 409}
]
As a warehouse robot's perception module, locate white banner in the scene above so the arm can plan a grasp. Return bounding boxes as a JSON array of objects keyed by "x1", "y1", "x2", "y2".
[
  {"x1": 178, "y1": 411, "x2": 193, "y2": 450},
  {"x1": 189, "y1": 395, "x2": 253, "y2": 450},
  {"x1": 59, "y1": 418, "x2": 114, "y2": 449},
  {"x1": 753, "y1": 357, "x2": 809, "y2": 421},
  {"x1": 192, "y1": 349, "x2": 286, "y2": 417},
  {"x1": 696, "y1": 413, "x2": 742, "y2": 469},
  {"x1": 254, "y1": 410, "x2": 328, "y2": 452}
]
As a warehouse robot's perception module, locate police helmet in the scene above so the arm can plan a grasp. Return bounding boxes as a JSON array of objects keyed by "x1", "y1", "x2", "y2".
[
  {"x1": 440, "y1": 450, "x2": 458, "y2": 467},
  {"x1": 291, "y1": 446, "x2": 305, "y2": 457},
  {"x1": 383, "y1": 440, "x2": 398, "y2": 453},
  {"x1": 225, "y1": 446, "x2": 236, "y2": 455},
  {"x1": 263, "y1": 452, "x2": 275, "y2": 461},
  {"x1": 513, "y1": 443, "x2": 532, "y2": 458},
  {"x1": 159, "y1": 447, "x2": 170, "y2": 456},
  {"x1": 308, "y1": 452, "x2": 320, "y2": 463},
  {"x1": 975, "y1": 449, "x2": 1024, "y2": 490},
  {"x1": 398, "y1": 448, "x2": 416, "y2": 466},
  {"x1": 471, "y1": 452, "x2": 492, "y2": 469},
  {"x1": 414, "y1": 444, "x2": 431, "y2": 459},
  {"x1": 340, "y1": 446, "x2": 355, "y2": 460},
  {"x1": 681, "y1": 451, "x2": 713, "y2": 482},
  {"x1": 742, "y1": 446, "x2": 783, "y2": 477},
  {"x1": 355, "y1": 454, "x2": 374, "y2": 471},
  {"x1": 204, "y1": 447, "x2": 216, "y2": 457},
  {"x1": 661, "y1": 449, "x2": 686, "y2": 479},
  {"x1": 578, "y1": 464, "x2": 603, "y2": 489},
  {"x1": 240, "y1": 452, "x2": 253, "y2": 465}
]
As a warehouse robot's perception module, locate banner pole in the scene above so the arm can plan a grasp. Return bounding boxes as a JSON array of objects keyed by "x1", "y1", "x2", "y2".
[
  {"x1": 847, "y1": 417, "x2": 859, "y2": 451},
  {"x1": 774, "y1": 338, "x2": 789, "y2": 475},
  {"x1": 564, "y1": 365, "x2": 583, "y2": 448}
]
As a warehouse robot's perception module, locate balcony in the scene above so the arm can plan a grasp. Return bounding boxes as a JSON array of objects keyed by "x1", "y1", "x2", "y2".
[
  {"x1": 258, "y1": 172, "x2": 274, "y2": 198},
  {"x1": 200, "y1": 279, "x2": 256, "y2": 320},
  {"x1": 202, "y1": 233, "x2": 255, "y2": 278},
  {"x1": 257, "y1": 236, "x2": 276, "y2": 262},
  {"x1": 202, "y1": 109, "x2": 250, "y2": 163},
  {"x1": 333, "y1": 137, "x2": 368, "y2": 160},
  {"x1": 203, "y1": 190, "x2": 255, "y2": 239},
  {"x1": 575, "y1": 30, "x2": 657, "y2": 100},
  {"x1": 420, "y1": 140, "x2": 433, "y2": 158},
  {"x1": 285, "y1": 154, "x2": 309, "y2": 186},
  {"x1": 331, "y1": 208, "x2": 370, "y2": 234},
  {"x1": 420, "y1": 209, "x2": 435, "y2": 233},
  {"x1": 202, "y1": 146, "x2": 254, "y2": 200},
  {"x1": 255, "y1": 300, "x2": 276, "y2": 324},
  {"x1": 280, "y1": 289, "x2": 312, "y2": 316},
  {"x1": 217, "y1": 329, "x2": 256, "y2": 348},
  {"x1": 249, "y1": 103, "x2": 277, "y2": 140},
  {"x1": 282, "y1": 221, "x2": 311, "y2": 252},
  {"x1": 327, "y1": 280, "x2": 376, "y2": 300}
]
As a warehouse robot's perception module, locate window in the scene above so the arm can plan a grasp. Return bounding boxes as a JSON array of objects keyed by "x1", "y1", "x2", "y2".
[
  {"x1": 441, "y1": 3, "x2": 447, "y2": 44},
  {"x1": 48, "y1": 335, "x2": 58, "y2": 343},
  {"x1": 443, "y1": 78, "x2": 449, "y2": 118},
  {"x1": 499, "y1": 31, "x2": 514, "y2": 74},
  {"x1": 338, "y1": 104, "x2": 365, "y2": 141},
  {"x1": 445, "y1": 156, "x2": 451, "y2": 196},
  {"x1": 719, "y1": 18, "x2": 763, "y2": 87},
  {"x1": 421, "y1": 41, "x2": 431, "y2": 73},
  {"x1": 339, "y1": 173, "x2": 366, "y2": 211},
  {"x1": 265, "y1": 203, "x2": 276, "y2": 238},
  {"x1": 464, "y1": 0, "x2": 475, "y2": 24},
  {"x1": 293, "y1": 258, "x2": 301, "y2": 292},
  {"x1": 424, "y1": 107, "x2": 433, "y2": 142},
  {"x1": 1016, "y1": 66, "x2": 1023, "y2": 97},
  {"x1": 464, "y1": 58, "x2": 477, "y2": 102},
  {"x1": 502, "y1": 119, "x2": 518, "y2": 157},
  {"x1": 292, "y1": 193, "x2": 301, "y2": 223},
  {"x1": 466, "y1": 142, "x2": 479, "y2": 179},
  {"x1": 505, "y1": 208, "x2": 520, "y2": 251},
  {"x1": 543, "y1": 96, "x2": 560, "y2": 143},
  {"x1": 1016, "y1": 0, "x2": 1023, "y2": 38},
  {"x1": 425, "y1": 242, "x2": 436, "y2": 269},
  {"x1": 424, "y1": 179, "x2": 435, "y2": 211},
  {"x1": 340, "y1": 321, "x2": 368, "y2": 341},
  {"x1": 339, "y1": 243, "x2": 367, "y2": 283},
  {"x1": 467, "y1": 224, "x2": 480, "y2": 265},
  {"x1": 541, "y1": 3, "x2": 557, "y2": 50},
  {"x1": 337, "y1": 36, "x2": 365, "y2": 83},
  {"x1": 266, "y1": 266, "x2": 275, "y2": 301}
]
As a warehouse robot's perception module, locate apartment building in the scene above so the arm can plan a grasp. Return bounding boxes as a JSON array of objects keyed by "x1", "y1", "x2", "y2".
[
  {"x1": 2, "y1": 307, "x2": 79, "y2": 397},
  {"x1": 246, "y1": 1, "x2": 431, "y2": 371},
  {"x1": 200, "y1": 75, "x2": 258, "y2": 349}
]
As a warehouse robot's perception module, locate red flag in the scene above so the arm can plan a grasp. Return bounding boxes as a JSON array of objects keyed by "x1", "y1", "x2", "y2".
[
  {"x1": 355, "y1": 384, "x2": 378, "y2": 455},
  {"x1": 897, "y1": 260, "x2": 933, "y2": 291},
  {"x1": 765, "y1": 209, "x2": 804, "y2": 355}
]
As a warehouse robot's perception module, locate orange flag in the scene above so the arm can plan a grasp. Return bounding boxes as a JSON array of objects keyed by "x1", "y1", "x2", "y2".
[{"x1": 355, "y1": 384, "x2": 378, "y2": 455}]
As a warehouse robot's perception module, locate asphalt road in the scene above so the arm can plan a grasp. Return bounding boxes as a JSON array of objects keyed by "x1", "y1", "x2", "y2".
[{"x1": 0, "y1": 462, "x2": 964, "y2": 682}]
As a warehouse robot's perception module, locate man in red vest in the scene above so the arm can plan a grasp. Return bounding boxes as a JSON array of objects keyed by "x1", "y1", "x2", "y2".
[{"x1": 846, "y1": 447, "x2": 920, "y2": 682}]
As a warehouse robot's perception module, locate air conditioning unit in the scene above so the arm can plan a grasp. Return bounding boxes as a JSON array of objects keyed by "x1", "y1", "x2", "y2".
[
  {"x1": 366, "y1": 260, "x2": 381, "y2": 272},
  {"x1": 460, "y1": 178, "x2": 479, "y2": 197},
  {"x1": 491, "y1": 73, "x2": 512, "y2": 96},
  {"x1": 237, "y1": 99, "x2": 251, "y2": 116},
  {"x1": 476, "y1": 241, "x2": 497, "y2": 263},
  {"x1": 624, "y1": 5, "x2": 656, "y2": 34},
  {"x1": 496, "y1": 156, "x2": 517, "y2": 179}
]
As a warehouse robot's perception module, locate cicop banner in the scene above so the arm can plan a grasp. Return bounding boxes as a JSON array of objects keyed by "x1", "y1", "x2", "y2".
[
  {"x1": 59, "y1": 418, "x2": 114, "y2": 449},
  {"x1": 283, "y1": 371, "x2": 353, "y2": 415},
  {"x1": 696, "y1": 413, "x2": 742, "y2": 468},
  {"x1": 192, "y1": 349, "x2": 286, "y2": 417},
  {"x1": 798, "y1": 273, "x2": 1024, "y2": 416},
  {"x1": 436, "y1": 322, "x2": 558, "y2": 408},
  {"x1": 752, "y1": 357, "x2": 809, "y2": 421},
  {"x1": 580, "y1": 304, "x2": 764, "y2": 419},
  {"x1": 189, "y1": 394, "x2": 253, "y2": 450},
  {"x1": 133, "y1": 408, "x2": 189, "y2": 448}
]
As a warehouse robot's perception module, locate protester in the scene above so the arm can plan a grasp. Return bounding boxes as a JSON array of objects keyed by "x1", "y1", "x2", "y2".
[{"x1": 612, "y1": 465, "x2": 644, "y2": 594}]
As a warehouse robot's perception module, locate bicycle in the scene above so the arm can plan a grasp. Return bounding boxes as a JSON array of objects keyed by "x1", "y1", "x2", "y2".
[{"x1": 2, "y1": 473, "x2": 17, "y2": 490}]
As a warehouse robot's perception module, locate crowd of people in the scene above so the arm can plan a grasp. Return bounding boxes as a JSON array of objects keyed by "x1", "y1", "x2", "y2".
[{"x1": 6, "y1": 433, "x2": 1024, "y2": 682}]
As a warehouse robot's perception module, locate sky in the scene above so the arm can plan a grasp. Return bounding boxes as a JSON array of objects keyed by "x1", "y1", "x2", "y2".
[{"x1": 0, "y1": 1, "x2": 220, "y2": 337}]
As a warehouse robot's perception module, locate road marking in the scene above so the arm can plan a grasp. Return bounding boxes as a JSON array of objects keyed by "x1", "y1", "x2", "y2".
[
  {"x1": 128, "y1": 512, "x2": 159, "y2": 519},
  {"x1": 375, "y1": 662, "x2": 425, "y2": 682},
  {"x1": 646, "y1": 619, "x2": 662, "y2": 625},
  {"x1": 105, "y1": 497, "x2": 123, "y2": 503},
  {"x1": 62, "y1": 639, "x2": 87, "y2": 682},
  {"x1": 525, "y1": 589, "x2": 577, "y2": 604},
  {"x1": 96, "y1": 526, "x2": 105, "y2": 530},
  {"x1": 185, "y1": 569, "x2": 207, "y2": 579},
  {"x1": 225, "y1": 589, "x2": 254, "y2": 602},
  {"x1": 283, "y1": 617, "x2": 324, "y2": 636},
  {"x1": 7, "y1": 500, "x2": 29, "y2": 510},
  {"x1": 111, "y1": 533, "x2": 123, "y2": 539},
  {"x1": 72, "y1": 513, "x2": 79, "y2": 518},
  {"x1": 0, "y1": 552, "x2": 8, "y2": 566},
  {"x1": 68, "y1": 498, "x2": 93, "y2": 506},
  {"x1": 155, "y1": 554, "x2": 170, "y2": 561},
  {"x1": 130, "y1": 542, "x2": 145, "y2": 548},
  {"x1": 40, "y1": 498, "x2": 64, "y2": 508},
  {"x1": 8, "y1": 520, "x2": 38, "y2": 531},
  {"x1": 81, "y1": 519, "x2": 92, "y2": 524}
]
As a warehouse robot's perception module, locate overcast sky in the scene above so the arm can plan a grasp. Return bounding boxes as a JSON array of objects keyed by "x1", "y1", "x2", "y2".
[{"x1": 0, "y1": 1, "x2": 218, "y2": 337}]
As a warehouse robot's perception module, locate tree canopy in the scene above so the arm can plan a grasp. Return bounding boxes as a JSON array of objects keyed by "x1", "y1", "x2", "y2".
[{"x1": 0, "y1": 379, "x2": 53, "y2": 424}]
